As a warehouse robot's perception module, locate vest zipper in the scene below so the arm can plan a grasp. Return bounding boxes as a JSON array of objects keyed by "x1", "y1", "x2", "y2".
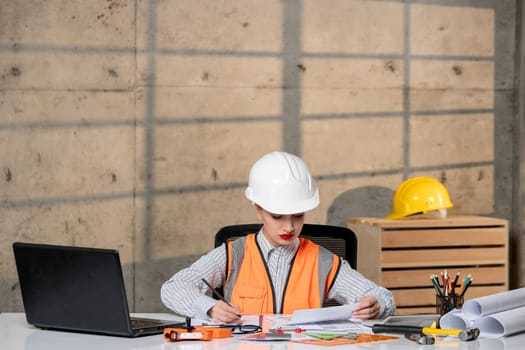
[
  {"x1": 255, "y1": 238, "x2": 277, "y2": 313},
  {"x1": 280, "y1": 250, "x2": 298, "y2": 314}
]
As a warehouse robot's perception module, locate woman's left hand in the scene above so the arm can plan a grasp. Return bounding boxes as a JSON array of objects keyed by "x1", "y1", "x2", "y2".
[{"x1": 352, "y1": 296, "x2": 381, "y2": 319}]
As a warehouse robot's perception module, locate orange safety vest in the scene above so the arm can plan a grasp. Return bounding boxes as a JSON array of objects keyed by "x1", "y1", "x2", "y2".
[{"x1": 223, "y1": 234, "x2": 341, "y2": 314}]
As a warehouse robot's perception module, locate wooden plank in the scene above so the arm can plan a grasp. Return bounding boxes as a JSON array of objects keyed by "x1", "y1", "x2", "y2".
[
  {"x1": 349, "y1": 216, "x2": 507, "y2": 229},
  {"x1": 349, "y1": 215, "x2": 509, "y2": 296},
  {"x1": 381, "y1": 247, "x2": 507, "y2": 268},
  {"x1": 381, "y1": 266, "x2": 507, "y2": 288},
  {"x1": 351, "y1": 221, "x2": 382, "y2": 284},
  {"x1": 381, "y1": 228, "x2": 507, "y2": 248},
  {"x1": 392, "y1": 286, "x2": 507, "y2": 307}
]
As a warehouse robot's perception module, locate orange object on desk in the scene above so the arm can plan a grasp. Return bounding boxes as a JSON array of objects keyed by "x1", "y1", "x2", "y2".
[{"x1": 163, "y1": 326, "x2": 232, "y2": 342}]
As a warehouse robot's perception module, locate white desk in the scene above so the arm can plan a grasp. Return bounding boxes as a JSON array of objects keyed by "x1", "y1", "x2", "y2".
[{"x1": 1, "y1": 313, "x2": 524, "y2": 350}]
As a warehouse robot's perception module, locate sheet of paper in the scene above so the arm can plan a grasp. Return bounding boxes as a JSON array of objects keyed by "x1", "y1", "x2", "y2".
[
  {"x1": 264, "y1": 314, "x2": 293, "y2": 325},
  {"x1": 240, "y1": 333, "x2": 291, "y2": 341},
  {"x1": 293, "y1": 319, "x2": 372, "y2": 333},
  {"x1": 293, "y1": 333, "x2": 399, "y2": 347},
  {"x1": 291, "y1": 303, "x2": 357, "y2": 324}
]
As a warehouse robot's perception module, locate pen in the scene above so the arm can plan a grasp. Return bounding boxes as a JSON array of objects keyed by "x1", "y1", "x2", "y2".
[
  {"x1": 430, "y1": 274, "x2": 443, "y2": 296},
  {"x1": 201, "y1": 278, "x2": 242, "y2": 317},
  {"x1": 452, "y1": 272, "x2": 460, "y2": 294},
  {"x1": 463, "y1": 274, "x2": 472, "y2": 287},
  {"x1": 460, "y1": 278, "x2": 473, "y2": 297},
  {"x1": 453, "y1": 272, "x2": 460, "y2": 287},
  {"x1": 459, "y1": 274, "x2": 471, "y2": 296}
]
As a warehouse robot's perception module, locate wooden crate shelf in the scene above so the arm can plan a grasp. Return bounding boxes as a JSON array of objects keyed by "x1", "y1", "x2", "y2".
[{"x1": 348, "y1": 216, "x2": 509, "y2": 315}]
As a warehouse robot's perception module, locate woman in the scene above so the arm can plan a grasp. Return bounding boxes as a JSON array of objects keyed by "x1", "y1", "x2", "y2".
[{"x1": 161, "y1": 151, "x2": 396, "y2": 323}]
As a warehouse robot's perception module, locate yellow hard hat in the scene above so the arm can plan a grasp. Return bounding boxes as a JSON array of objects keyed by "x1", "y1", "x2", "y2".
[{"x1": 386, "y1": 176, "x2": 454, "y2": 219}]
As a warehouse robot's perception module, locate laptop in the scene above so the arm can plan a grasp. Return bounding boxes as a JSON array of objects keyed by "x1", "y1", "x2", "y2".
[{"x1": 12, "y1": 242, "x2": 185, "y2": 337}]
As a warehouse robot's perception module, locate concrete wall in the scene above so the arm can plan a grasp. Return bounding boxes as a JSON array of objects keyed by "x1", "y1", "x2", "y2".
[
  {"x1": 517, "y1": 0, "x2": 525, "y2": 289},
  {"x1": 1, "y1": 0, "x2": 522, "y2": 313}
]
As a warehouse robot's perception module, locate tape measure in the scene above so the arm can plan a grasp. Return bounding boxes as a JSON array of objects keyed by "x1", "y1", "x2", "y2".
[{"x1": 163, "y1": 326, "x2": 232, "y2": 342}]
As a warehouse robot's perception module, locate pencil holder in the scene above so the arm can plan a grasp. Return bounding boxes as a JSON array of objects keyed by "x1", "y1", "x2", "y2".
[{"x1": 435, "y1": 294, "x2": 464, "y2": 316}]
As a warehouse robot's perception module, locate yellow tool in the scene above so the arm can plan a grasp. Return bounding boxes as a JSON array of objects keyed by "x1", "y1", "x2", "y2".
[
  {"x1": 422, "y1": 328, "x2": 479, "y2": 341},
  {"x1": 372, "y1": 324, "x2": 480, "y2": 341}
]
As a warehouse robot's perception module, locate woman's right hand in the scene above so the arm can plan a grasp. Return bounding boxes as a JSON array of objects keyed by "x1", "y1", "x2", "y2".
[{"x1": 208, "y1": 300, "x2": 242, "y2": 324}]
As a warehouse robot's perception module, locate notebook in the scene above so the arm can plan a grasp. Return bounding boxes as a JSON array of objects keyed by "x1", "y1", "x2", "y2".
[{"x1": 12, "y1": 242, "x2": 184, "y2": 337}]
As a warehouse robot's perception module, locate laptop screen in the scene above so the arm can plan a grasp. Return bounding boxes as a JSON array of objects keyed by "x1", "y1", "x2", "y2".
[{"x1": 13, "y1": 242, "x2": 135, "y2": 336}]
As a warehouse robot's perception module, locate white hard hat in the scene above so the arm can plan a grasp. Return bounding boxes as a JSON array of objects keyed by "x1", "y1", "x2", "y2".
[{"x1": 245, "y1": 151, "x2": 319, "y2": 214}]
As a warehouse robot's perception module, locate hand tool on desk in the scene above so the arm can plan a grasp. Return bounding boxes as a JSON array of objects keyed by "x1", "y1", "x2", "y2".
[
  {"x1": 164, "y1": 317, "x2": 232, "y2": 342},
  {"x1": 371, "y1": 324, "x2": 480, "y2": 341},
  {"x1": 405, "y1": 333, "x2": 435, "y2": 345}
]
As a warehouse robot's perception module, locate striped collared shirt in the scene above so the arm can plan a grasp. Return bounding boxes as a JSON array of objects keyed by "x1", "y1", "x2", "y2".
[{"x1": 161, "y1": 230, "x2": 395, "y2": 320}]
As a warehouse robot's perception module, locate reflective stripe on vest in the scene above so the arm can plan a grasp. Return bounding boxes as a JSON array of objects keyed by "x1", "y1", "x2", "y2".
[{"x1": 224, "y1": 234, "x2": 340, "y2": 314}]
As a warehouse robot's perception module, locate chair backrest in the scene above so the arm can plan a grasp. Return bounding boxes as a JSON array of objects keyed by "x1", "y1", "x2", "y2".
[{"x1": 214, "y1": 223, "x2": 357, "y2": 269}]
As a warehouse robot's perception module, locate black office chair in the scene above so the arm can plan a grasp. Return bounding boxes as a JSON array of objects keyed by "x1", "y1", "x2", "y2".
[{"x1": 214, "y1": 223, "x2": 357, "y2": 269}]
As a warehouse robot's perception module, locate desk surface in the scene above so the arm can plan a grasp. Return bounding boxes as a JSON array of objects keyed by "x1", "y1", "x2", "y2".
[{"x1": 1, "y1": 313, "x2": 524, "y2": 350}]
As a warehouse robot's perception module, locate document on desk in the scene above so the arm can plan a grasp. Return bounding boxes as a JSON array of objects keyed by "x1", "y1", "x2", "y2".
[
  {"x1": 291, "y1": 303, "x2": 357, "y2": 324},
  {"x1": 295, "y1": 319, "x2": 372, "y2": 333}
]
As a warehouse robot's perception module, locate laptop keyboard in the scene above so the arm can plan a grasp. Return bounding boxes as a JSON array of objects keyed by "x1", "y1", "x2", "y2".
[{"x1": 130, "y1": 317, "x2": 164, "y2": 329}]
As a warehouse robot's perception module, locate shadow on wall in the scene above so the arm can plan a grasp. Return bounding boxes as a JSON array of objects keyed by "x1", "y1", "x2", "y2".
[
  {"x1": 129, "y1": 254, "x2": 204, "y2": 313},
  {"x1": 5, "y1": 254, "x2": 203, "y2": 314},
  {"x1": 6, "y1": 186, "x2": 391, "y2": 314},
  {"x1": 326, "y1": 186, "x2": 394, "y2": 227}
]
